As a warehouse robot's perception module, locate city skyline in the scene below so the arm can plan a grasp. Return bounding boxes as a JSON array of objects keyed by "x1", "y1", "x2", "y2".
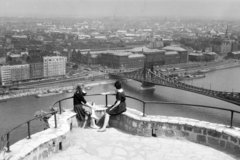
[{"x1": 0, "y1": 0, "x2": 240, "y2": 20}]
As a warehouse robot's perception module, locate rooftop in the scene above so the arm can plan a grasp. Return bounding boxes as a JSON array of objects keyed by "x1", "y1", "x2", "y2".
[
  {"x1": 162, "y1": 46, "x2": 186, "y2": 52},
  {"x1": 165, "y1": 51, "x2": 179, "y2": 55}
]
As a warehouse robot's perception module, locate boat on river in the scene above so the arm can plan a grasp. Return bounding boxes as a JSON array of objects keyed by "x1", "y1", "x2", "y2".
[
  {"x1": 177, "y1": 74, "x2": 206, "y2": 81},
  {"x1": 36, "y1": 91, "x2": 63, "y2": 98},
  {"x1": 197, "y1": 69, "x2": 212, "y2": 73}
]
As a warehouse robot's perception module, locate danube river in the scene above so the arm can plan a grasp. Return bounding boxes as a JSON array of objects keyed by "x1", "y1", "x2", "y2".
[{"x1": 1, "y1": 67, "x2": 240, "y2": 145}]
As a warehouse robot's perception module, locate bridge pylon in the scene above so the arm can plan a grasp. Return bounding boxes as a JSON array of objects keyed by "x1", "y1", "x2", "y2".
[{"x1": 141, "y1": 61, "x2": 155, "y2": 90}]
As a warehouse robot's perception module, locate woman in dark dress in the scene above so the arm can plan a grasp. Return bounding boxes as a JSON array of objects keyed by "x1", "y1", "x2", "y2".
[
  {"x1": 73, "y1": 84, "x2": 99, "y2": 129},
  {"x1": 98, "y1": 81, "x2": 127, "y2": 132}
]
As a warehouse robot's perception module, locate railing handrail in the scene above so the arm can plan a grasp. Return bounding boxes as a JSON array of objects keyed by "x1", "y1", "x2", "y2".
[
  {"x1": 2, "y1": 111, "x2": 58, "y2": 137},
  {"x1": 143, "y1": 101, "x2": 240, "y2": 114}
]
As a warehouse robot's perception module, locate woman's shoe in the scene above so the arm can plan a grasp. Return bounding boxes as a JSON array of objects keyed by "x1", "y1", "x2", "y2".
[
  {"x1": 90, "y1": 125, "x2": 100, "y2": 129},
  {"x1": 98, "y1": 128, "x2": 106, "y2": 132}
]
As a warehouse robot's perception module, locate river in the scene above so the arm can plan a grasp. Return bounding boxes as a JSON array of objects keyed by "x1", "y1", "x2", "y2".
[{"x1": 1, "y1": 66, "x2": 240, "y2": 145}]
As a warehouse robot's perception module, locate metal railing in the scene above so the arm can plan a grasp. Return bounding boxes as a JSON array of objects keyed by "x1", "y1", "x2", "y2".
[
  {"x1": 0, "y1": 111, "x2": 58, "y2": 153},
  {"x1": 53, "y1": 94, "x2": 240, "y2": 128},
  {"x1": 2, "y1": 93, "x2": 240, "y2": 153}
]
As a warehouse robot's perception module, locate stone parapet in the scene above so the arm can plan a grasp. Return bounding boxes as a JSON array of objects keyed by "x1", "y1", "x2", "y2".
[
  {"x1": 1, "y1": 110, "x2": 78, "y2": 160},
  {"x1": 110, "y1": 108, "x2": 240, "y2": 156}
]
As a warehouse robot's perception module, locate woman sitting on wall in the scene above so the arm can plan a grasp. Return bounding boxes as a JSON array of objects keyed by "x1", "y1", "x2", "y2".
[
  {"x1": 73, "y1": 84, "x2": 99, "y2": 129},
  {"x1": 98, "y1": 81, "x2": 127, "y2": 132}
]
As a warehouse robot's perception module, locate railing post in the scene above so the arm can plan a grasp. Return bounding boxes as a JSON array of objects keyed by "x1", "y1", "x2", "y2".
[
  {"x1": 105, "y1": 95, "x2": 108, "y2": 107},
  {"x1": 27, "y1": 121, "x2": 31, "y2": 139},
  {"x1": 54, "y1": 112, "x2": 57, "y2": 128},
  {"x1": 143, "y1": 102, "x2": 146, "y2": 117},
  {"x1": 6, "y1": 133, "x2": 10, "y2": 152},
  {"x1": 230, "y1": 111, "x2": 234, "y2": 128},
  {"x1": 59, "y1": 101, "x2": 62, "y2": 114}
]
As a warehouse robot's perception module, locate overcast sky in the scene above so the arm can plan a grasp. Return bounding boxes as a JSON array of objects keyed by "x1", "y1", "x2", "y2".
[{"x1": 0, "y1": 0, "x2": 239, "y2": 19}]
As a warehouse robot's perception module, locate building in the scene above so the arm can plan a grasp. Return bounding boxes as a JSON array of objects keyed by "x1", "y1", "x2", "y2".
[
  {"x1": 142, "y1": 49, "x2": 165, "y2": 66},
  {"x1": 203, "y1": 52, "x2": 218, "y2": 61},
  {"x1": 162, "y1": 46, "x2": 188, "y2": 63},
  {"x1": 43, "y1": 56, "x2": 67, "y2": 77},
  {"x1": 11, "y1": 64, "x2": 30, "y2": 82},
  {"x1": 101, "y1": 52, "x2": 131, "y2": 69},
  {"x1": 127, "y1": 54, "x2": 145, "y2": 69},
  {"x1": 227, "y1": 51, "x2": 240, "y2": 59},
  {"x1": 188, "y1": 53, "x2": 204, "y2": 62},
  {"x1": 212, "y1": 41, "x2": 231, "y2": 55},
  {"x1": 164, "y1": 51, "x2": 180, "y2": 65},
  {"x1": 147, "y1": 39, "x2": 164, "y2": 49},
  {"x1": 28, "y1": 57, "x2": 43, "y2": 79},
  {"x1": 0, "y1": 65, "x2": 12, "y2": 86}
]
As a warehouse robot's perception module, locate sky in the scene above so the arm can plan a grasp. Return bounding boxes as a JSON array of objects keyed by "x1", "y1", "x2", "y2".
[{"x1": 0, "y1": 0, "x2": 239, "y2": 19}]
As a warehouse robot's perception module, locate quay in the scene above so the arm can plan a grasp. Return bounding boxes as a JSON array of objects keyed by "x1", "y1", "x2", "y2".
[{"x1": 1, "y1": 94, "x2": 240, "y2": 160}]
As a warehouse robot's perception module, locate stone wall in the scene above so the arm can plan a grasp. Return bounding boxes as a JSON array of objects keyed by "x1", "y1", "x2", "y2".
[
  {"x1": 109, "y1": 108, "x2": 240, "y2": 156},
  {"x1": 1, "y1": 110, "x2": 78, "y2": 160}
]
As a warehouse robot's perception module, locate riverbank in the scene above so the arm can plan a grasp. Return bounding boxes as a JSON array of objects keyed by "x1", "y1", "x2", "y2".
[
  {"x1": 164, "y1": 59, "x2": 240, "y2": 76},
  {"x1": 0, "y1": 79, "x2": 118, "y2": 101}
]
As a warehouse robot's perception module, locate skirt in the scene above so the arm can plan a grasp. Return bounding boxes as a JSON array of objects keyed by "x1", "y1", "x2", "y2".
[
  {"x1": 106, "y1": 102, "x2": 127, "y2": 116},
  {"x1": 74, "y1": 104, "x2": 92, "y2": 121}
]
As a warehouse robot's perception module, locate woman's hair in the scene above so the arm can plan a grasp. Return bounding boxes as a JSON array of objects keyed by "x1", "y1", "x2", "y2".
[
  {"x1": 114, "y1": 81, "x2": 122, "y2": 89},
  {"x1": 75, "y1": 84, "x2": 84, "y2": 93}
]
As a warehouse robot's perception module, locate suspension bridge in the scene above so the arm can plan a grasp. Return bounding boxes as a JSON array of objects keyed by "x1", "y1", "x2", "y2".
[{"x1": 110, "y1": 64, "x2": 240, "y2": 106}]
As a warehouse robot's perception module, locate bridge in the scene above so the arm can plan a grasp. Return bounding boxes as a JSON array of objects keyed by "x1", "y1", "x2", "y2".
[{"x1": 110, "y1": 64, "x2": 240, "y2": 106}]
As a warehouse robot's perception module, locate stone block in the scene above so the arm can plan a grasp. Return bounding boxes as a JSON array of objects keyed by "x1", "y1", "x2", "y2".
[
  {"x1": 208, "y1": 137, "x2": 219, "y2": 146},
  {"x1": 226, "y1": 142, "x2": 235, "y2": 153},
  {"x1": 155, "y1": 129, "x2": 164, "y2": 137},
  {"x1": 137, "y1": 129, "x2": 144, "y2": 136},
  {"x1": 143, "y1": 128, "x2": 152, "y2": 137},
  {"x1": 165, "y1": 130, "x2": 174, "y2": 137},
  {"x1": 174, "y1": 130, "x2": 184, "y2": 137},
  {"x1": 132, "y1": 120, "x2": 138, "y2": 128},
  {"x1": 234, "y1": 145, "x2": 240, "y2": 155},
  {"x1": 183, "y1": 125, "x2": 193, "y2": 132},
  {"x1": 38, "y1": 154, "x2": 42, "y2": 160},
  {"x1": 231, "y1": 136, "x2": 238, "y2": 143},
  {"x1": 207, "y1": 130, "x2": 221, "y2": 138},
  {"x1": 162, "y1": 123, "x2": 170, "y2": 129},
  {"x1": 222, "y1": 134, "x2": 229, "y2": 140},
  {"x1": 42, "y1": 150, "x2": 48, "y2": 159},
  {"x1": 138, "y1": 121, "x2": 150, "y2": 129},
  {"x1": 182, "y1": 131, "x2": 190, "y2": 137},
  {"x1": 109, "y1": 120, "x2": 119, "y2": 128},
  {"x1": 172, "y1": 124, "x2": 181, "y2": 130},
  {"x1": 127, "y1": 118, "x2": 132, "y2": 125},
  {"x1": 124, "y1": 124, "x2": 129, "y2": 132},
  {"x1": 129, "y1": 127, "x2": 137, "y2": 135},
  {"x1": 203, "y1": 129, "x2": 207, "y2": 135},
  {"x1": 62, "y1": 140, "x2": 70, "y2": 150},
  {"x1": 119, "y1": 122, "x2": 124, "y2": 130},
  {"x1": 197, "y1": 135, "x2": 206, "y2": 143},
  {"x1": 116, "y1": 115, "x2": 121, "y2": 121},
  {"x1": 193, "y1": 127, "x2": 202, "y2": 134},
  {"x1": 220, "y1": 140, "x2": 226, "y2": 148}
]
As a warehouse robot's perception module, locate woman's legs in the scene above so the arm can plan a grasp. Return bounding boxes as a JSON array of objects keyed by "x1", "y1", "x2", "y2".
[
  {"x1": 82, "y1": 115, "x2": 88, "y2": 128},
  {"x1": 98, "y1": 113, "x2": 110, "y2": 131}
]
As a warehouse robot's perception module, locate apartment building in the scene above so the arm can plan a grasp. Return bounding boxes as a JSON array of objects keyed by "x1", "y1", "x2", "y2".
[
  {"x1": 43, "y1": 56, "x2": 67, "y2": 77},
  {"x1": 11, "y1": 64, "x2": 30, "y2": 82},
  {"x1": 0, "y1": 65, "x2": 12, "y2": 86}
]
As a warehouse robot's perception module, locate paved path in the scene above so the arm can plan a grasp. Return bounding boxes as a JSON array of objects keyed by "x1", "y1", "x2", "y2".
[{"x1": 46, "y1": 128, "x2": 237, "y2": 160}]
